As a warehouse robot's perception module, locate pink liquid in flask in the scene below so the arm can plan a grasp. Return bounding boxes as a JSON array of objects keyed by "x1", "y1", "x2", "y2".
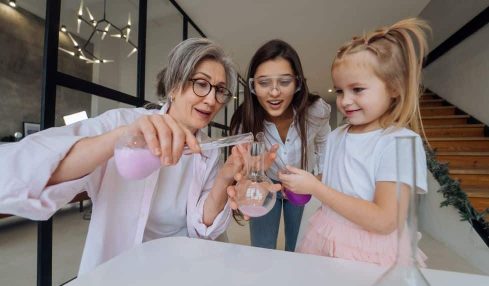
[
  {"x1": 238, "y1": 205, "x2": 269, "y2": 217},
  {"x1": 114, "y1": 147, "x2": 161, "y2": 180}
]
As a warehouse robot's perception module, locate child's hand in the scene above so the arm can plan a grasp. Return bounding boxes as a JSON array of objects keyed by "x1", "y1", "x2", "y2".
[{"x1": 278, "y1": 165, "x2": 321, "y2": 195}]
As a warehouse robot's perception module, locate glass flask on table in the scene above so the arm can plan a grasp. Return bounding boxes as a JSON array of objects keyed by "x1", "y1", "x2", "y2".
[{"x1": 373, "y1": 136, "x2": 430, "y2": 286}]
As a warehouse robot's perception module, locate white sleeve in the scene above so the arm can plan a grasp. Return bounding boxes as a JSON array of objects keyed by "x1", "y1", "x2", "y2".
[
  {"x1": 189, "y1": 151, "x2": 231, "y2": 239},
  {"x1": 309, "y1": 99, "x2": 332, "y2": 175},
  {"x1": 0, "y1": 109, "x2": 127, "y2": 220},
  {"x1": 375, "y1": 137, "x2": 428, "y2": 193}
]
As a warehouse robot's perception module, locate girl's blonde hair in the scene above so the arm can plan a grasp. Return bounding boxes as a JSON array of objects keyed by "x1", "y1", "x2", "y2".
[{"x1": 333, "y1": 18, "x2": 430, "y2": 135}]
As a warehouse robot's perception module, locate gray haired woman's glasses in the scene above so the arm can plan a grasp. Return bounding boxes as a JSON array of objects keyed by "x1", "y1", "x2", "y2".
[{"x1": 189, "y1": 78, "x2": 233, "y2": 104}]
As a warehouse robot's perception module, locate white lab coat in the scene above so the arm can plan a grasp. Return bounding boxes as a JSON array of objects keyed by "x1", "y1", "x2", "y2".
[{"x1": 0, "y1": 105, "x2": 231, "y2": 274}]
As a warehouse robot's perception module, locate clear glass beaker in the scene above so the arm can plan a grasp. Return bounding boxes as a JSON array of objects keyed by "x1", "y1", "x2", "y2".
[
  {"x1": 236, "y1": 141, "x2": 277, "y2": 217},
  {"x1": 374, "y1": 136, "x2": 429, "y2": 286}
]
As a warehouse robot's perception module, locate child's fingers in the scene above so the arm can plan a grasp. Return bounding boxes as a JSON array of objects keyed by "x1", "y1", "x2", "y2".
[
  {"x1": 278, "y1": 170, "x2": 292, "y2": 182},
  {"x1": 285, "y1": 165, "x2": 303, "y2": 174},
  {"x1": 269, "y1": 183, "x2": 282, "y2": 192}
]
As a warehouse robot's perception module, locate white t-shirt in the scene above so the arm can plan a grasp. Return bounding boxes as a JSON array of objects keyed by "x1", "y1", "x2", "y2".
[
  {"x1": 322, "y1": 125, "x2": 427, "y2": 201},
  {"x1": 143, "y1": 155, "x2": 194, "y2": 241}
]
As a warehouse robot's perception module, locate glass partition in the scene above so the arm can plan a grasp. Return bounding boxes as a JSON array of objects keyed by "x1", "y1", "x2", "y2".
[
  {"x1": 0, "y1": 1, "x2": 45, "y2": 142},
  {"x1": 55, "y1": 86, "x2": 134, "y2": 127},
  {"x1": 145, "y1": 0, "x2": 183, "y2": 104},
  {"x1": 58, "y1": 0, "x2": 139, "y2": 97},
  {"x1": 188, "y1": 22, "x2": 204, "y2": 38}
]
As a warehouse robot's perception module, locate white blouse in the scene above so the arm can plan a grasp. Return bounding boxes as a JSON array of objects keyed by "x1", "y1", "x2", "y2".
[{"x1": 264, "y1": 98, "x2": 331, "y2": 181}]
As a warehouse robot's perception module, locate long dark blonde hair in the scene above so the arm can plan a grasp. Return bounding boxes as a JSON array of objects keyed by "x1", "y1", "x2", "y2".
[{"x1": 333, "y1": 18, "x2": 430, "y2": 135}]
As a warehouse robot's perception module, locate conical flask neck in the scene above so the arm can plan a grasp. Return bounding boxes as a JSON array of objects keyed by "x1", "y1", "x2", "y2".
[{"x1": 247, "y1": 142, "x2": 266, "y2": 179}]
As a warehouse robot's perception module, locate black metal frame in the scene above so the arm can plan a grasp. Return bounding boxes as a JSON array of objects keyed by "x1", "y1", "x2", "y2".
[
  {"x1": 38, "y1": 0, "x2": 166, "y2": 285},
  {"x1": 38, "y1": 1, "x2": 61, "y2": 285},
  {"x1": 424, "y1": 6, "x2": 489, "y2": 67}
]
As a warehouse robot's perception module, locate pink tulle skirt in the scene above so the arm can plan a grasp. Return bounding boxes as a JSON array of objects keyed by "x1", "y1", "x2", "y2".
[{"x1": 297, "y1": 206, "x2": 427, "y2": 267}]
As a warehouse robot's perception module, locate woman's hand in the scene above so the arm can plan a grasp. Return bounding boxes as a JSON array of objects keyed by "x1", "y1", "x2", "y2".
[
  {"x1": 217, "y1": 145, "x2": 247, "y2": 183},
  {"x1": 278, "y1": 165, "x2": 321, "y2": 195},
  {"x1": 226, "y1": 168, "x2": 281, "y2": 221},
  {"x1": 126, "y1": 114, "x2": 201, "y2": 165},
  {"x1": 264, "y1": 144, "x2": 279, "y2": 170}
]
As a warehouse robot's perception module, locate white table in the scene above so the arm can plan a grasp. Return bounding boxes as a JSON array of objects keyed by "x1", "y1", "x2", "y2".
[{"x1": 67, "y1": 237, "x2": 489, "y2": 286}]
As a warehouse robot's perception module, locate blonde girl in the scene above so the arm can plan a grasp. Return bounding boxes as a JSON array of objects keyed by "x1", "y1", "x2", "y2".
[{"x1": 278, "y1": 18, "x2": 430, "y2": 266}]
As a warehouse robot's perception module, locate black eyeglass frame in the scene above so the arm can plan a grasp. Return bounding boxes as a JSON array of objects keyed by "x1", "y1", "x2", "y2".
[{"x1": 188, "y1": 78, "x2": 233, "y2": 104}]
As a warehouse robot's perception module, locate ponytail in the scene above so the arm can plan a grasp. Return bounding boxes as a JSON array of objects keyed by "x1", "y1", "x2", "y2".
[{"x1": 333, "y1": 18, "x2": 430, "y2": 136}]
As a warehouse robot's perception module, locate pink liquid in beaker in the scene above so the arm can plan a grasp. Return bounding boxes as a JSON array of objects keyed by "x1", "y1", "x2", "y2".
[
  {"x1": 114, "y1": 147, "x2": 161, "y2": 180},
  {"x1": 284, "y1": 188, "x2": 311, "y2": 206}
]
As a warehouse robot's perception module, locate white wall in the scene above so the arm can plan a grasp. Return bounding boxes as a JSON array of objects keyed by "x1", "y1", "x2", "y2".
[
  {"x1": 419, "y1": 173, "x2": 489, "y2": 275},
  {"x1": 423, "y1": 25, "x2": 489, "y2": 125},
  {"x1": 419, "y1": 1, "x2": 489, "y2": 125},
  {"x1": 419, "y1": 0, "x2": 489, "y2": 51}
]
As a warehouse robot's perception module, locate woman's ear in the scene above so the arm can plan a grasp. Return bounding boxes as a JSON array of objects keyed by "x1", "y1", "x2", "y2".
[{"x1": 168, "y1": 85, "x2": 184, "y2": 103}]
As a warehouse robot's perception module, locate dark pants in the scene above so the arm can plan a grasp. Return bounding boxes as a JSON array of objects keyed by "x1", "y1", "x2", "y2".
[{"x1": 249, "y1": 190, "x2": 305, "y2": 251}]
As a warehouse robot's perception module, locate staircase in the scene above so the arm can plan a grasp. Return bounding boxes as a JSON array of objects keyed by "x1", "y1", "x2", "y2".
[{"x1": 421, "y1": 92, "x2": 489, "y2": 219}]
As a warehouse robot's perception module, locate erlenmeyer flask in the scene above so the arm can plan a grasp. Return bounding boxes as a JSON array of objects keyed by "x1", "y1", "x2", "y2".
[
  {"x1": 114, "y1": 132, "x2": 161, "y2": 180},
  {"x1": 255, "y1": 132, "x2": 311, "y2": 206},
  {"x1": 374, "y1": 136, "x2": 430, "y2": 286},
  {"x1": 236, "y1": 141, "x2": 277, "y2": 217}
]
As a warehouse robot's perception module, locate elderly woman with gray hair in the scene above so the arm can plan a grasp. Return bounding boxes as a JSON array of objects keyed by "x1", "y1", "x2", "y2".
[{"x1": 0, "y1": 38, "x2": 245, "y2": 274}]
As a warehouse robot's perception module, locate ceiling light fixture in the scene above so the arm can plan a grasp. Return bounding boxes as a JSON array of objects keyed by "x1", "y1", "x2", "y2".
[
  {"x1": 9, "y1": 0, "x2": 16, "y2": 8},
  {"x1": 58, "y1": 0, "x2": 137, "y2": 64}
]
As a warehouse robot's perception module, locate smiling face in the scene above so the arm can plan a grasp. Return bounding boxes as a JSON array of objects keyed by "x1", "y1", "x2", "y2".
[
  {"x1": 332, "y1": 51, "x2": 394, "y2": 133},
  {"x1": 252, "y1": 57, "x2": 297, "y2": 122},
  {"x1": 167, "y1": 59, "x2": 226, "y2": 133}
]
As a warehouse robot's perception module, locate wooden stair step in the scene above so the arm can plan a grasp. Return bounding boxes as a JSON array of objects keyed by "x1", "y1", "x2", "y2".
[
  {"x1": 450, "y1": 169, "x2": 489, "y2": 175},
  {"x1": 462, "y1": 188, "x2": 489, "y2": 218},
  {"x1": 424, "y1": 124, "x2": 485, "y2": 137},
  {"x1": 449, "y1": 168, "x2": 489, "y2": 188},
  {"x1": 422, "y1": 115, "x2": 470, "y2": 125},
  {"x1": 464, "y1": 187, "x2": 489, "y2": 198},
  {"x1": 429, "y1": 137, "x2": 489, "y2": 152},
  {"x1": 467, "y1": 198, "x2": 489, "y2": 218},
  {"x1": 420, "y1": 99, "x2": 445, "y2": 106},
  {"x1": 421, "y1": 106, "x2": 457, "y2": 116},
  {"x1": 421, "y1": 93, "x2": 439, "y2": 100},
  {"x1": 437, "y1": 152, "x2": 489, "y2": 169}
]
